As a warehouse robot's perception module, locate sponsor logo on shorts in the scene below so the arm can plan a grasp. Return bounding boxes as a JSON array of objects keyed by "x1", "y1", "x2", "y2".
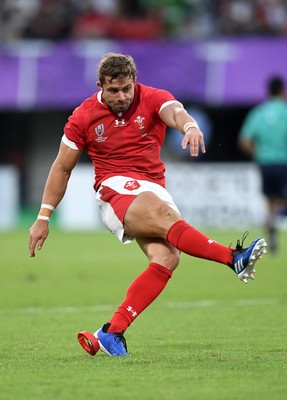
[{"x1": 124, "y1": 180, "x2": 141, "y2": 191}]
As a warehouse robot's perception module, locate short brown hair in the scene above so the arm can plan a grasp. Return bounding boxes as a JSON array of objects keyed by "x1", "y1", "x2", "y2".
[{"x1": 97, "y1": 53, "x2": 137, "y2": 85}]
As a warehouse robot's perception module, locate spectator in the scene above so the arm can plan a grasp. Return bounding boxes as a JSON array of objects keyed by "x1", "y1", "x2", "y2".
[
  {"x1": 238, "y1": 76, "x2": 287, "y2": 252},
  {"x1": 23, "y1": 0, "x2": 73, "y2": 40},
  {"x1": 1, "y1": 0, "x2": 39, "y2": 41},
  {"x1": 1, "y1": 0, "x2": 287, "y2": 41}
]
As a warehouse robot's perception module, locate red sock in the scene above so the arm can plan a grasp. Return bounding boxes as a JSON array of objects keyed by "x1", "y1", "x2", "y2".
[
  {"x1": 167, "y1": 220, "x2": 233, "y2": 265},
  {"x1": 108, "y1": 262, "x2": 172, "y2": 333}
]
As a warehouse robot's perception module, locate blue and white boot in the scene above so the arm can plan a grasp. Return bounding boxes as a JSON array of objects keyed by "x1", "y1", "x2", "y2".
[
  {"x1": 230, "y1": 232, "x2": 267, "y2": 284},
  {"x1": 95, "y1": 323, "x2": 129, "y2": 356}
]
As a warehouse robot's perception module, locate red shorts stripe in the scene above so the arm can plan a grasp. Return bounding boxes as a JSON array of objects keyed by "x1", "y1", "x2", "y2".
[{"x1": 99, "y1": 186, "x2": 136, "y2": 224}]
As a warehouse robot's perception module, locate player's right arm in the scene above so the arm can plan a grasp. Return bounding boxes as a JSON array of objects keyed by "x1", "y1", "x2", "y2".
[
  {"x1": 29, "y1": 141, "x2": 82, "y2": 257},
  {"x1": 238, "y1": 135, "x2": 255, "y2": 159}
]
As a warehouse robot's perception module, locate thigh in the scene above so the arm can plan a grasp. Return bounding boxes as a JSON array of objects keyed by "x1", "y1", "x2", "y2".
[
  {"x1": 96, "y1": 176, "x2": 181, "y2": 241},
  {"x1": 124, "y1": 191, "x2": 181, "y2": 238},
  {"x1": 136, "y1": 237, "x2": 180, "y2": 271}
]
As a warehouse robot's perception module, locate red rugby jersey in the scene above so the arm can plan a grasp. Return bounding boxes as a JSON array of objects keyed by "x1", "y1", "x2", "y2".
[{"x1": 63, "y1": 83, "x2": 176, "y2": 190}]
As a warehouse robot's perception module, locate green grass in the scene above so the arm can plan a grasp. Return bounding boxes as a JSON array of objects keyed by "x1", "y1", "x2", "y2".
[{"x1": 0, "y1": 228, "x2": 286, "y2": 400}]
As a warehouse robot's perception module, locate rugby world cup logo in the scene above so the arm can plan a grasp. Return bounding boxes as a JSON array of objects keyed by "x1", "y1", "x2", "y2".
[{"x1": 95, "y1": 124, "x2": 104, "y2": 136}]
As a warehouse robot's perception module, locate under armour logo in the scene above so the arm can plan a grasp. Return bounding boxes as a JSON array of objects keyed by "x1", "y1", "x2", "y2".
[
  {"x1": 127, "y1": 306, "x2": 137, "y2": 319},
  {"x1": 114, "y1": 119, "x2": 127, "y2": 127}
]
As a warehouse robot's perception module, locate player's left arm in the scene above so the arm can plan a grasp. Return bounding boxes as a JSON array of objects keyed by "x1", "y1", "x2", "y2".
[{"x1": 159, "y1": 101, "x2": 206, "y2": 157}]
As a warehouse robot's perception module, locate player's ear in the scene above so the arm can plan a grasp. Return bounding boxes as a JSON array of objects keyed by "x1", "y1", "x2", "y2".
[{"x1": 96, "y1": 81, "x2": 102, "y2": 89}]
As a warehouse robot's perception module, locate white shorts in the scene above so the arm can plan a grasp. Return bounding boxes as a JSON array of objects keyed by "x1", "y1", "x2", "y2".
[{"x1": 96, "y1": 175, "x2": 180, "y2": 244}]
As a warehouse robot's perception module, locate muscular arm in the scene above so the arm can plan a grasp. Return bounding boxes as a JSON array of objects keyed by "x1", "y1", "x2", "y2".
[
  {"x1": 29, "y1": 141, "x2": 81, "y2": 257},
  {"x1": 159, "y1": 101, "x2": 206, "y2": 157},
  {"x1": 41, "y1": 141, "x2": 81, "y2": 206}
]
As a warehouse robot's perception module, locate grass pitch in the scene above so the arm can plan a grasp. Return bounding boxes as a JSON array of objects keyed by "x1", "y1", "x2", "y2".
[{"x1": 0, "y1": 228, "x2": 286, "y2": 400}]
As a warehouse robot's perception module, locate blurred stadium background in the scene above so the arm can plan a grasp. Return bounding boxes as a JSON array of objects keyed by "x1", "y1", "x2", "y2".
[{"x1": 1, "y1": 0, "x2": 287, "y2": 231}]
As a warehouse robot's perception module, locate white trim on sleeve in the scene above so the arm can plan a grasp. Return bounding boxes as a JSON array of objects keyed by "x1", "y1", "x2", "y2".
[
  {"x1": 62, "y1": 134, "x2": 80, "y2": 150},
  {"x1": 159, "y1": 100, "x2": 178, "y2": 113}
]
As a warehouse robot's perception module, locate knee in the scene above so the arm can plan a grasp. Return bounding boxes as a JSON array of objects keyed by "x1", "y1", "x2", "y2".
[
  {"x1": 156, "y1": 201, "x2": 180, "y2": 223},
  {"x1": 157, "y1": 250, "x2": 180, "y2": 272}
]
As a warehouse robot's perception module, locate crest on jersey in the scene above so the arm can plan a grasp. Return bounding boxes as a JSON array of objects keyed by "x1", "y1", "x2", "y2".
[
  {"x1": 134, "y1": 115, "x2": 145, "y2": 130},
  {"x1": 95, "y1": 124, "x2": 104, "y2": 136}
]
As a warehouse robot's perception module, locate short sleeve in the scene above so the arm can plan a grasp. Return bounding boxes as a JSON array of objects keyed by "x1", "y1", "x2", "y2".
[
  {"x1": 145, "y1": 87, "x2": 176, "y2": 115},
  {"x1": 240, "y1": 108, "x2": 260, "y2": 140},
  {"x1": 63, "y1": 107, "x2": 86, "y2": 150}
]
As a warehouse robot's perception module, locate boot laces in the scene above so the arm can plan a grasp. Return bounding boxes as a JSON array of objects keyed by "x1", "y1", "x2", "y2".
[
  {"x1": 103, "y1": 323, "x2": 127, "y2": 351},
  {"x1": 232, "y1": 231, "x2": 249, "y2": 254}
]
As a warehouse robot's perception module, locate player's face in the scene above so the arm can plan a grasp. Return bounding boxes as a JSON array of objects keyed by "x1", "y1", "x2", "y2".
[{"x1": 98, "y1": 77, "x2": 135, "y2": 114}]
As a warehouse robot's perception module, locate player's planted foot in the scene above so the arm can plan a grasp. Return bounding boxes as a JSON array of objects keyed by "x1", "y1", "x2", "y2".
[
  {"x1": 95, "y1": 323, "x2": 129, "y2": 357},
  {"x1": 230, "y1": 232, "x2": 267, "y2": 283},
  {"x1": 78, "y1": 324, "x2": 129, "y2": 357}
]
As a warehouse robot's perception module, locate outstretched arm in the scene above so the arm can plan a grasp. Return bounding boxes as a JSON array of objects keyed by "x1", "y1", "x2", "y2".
[
  {"x1": 29, "y1": 141, "x2": 81, "y2": 257},
  {"x1": 159, "y1": 101, "x2": 206, "y2": 157}
]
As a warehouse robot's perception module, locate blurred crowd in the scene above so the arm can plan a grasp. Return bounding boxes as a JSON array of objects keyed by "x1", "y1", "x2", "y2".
[{"x1": 1, "y1": 0, "x2": 287, "y2": 42}]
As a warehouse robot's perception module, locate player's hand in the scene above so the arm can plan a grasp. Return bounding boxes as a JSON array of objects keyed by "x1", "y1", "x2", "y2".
[
  {"x1": 181, "y1": 128, "x2": 206, "y2": 157},
  {"x1": 29, "y1": 220, "x2": 49, "y2": 257}
]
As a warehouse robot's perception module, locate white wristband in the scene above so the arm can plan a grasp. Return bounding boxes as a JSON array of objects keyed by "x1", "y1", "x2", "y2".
[
  {"x1": 41, "y1": 203, "x2": 55, "y2": 211},
  {"x1": 183, "y1": 121, "x2": 199, "y2": 134},
  {"x1": 37, "y1": 215, "x2": 50, "y2": 222}
]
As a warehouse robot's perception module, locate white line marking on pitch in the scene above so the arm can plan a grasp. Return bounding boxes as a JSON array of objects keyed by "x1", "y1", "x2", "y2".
[{"x1": 0, "y1": 298, "x2": 279, "y2": 315}]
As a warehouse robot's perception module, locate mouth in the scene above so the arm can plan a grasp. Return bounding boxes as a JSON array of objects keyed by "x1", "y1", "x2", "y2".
[{"x1": 114, "y1": 103, "x2": 127, "y2": 112}]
